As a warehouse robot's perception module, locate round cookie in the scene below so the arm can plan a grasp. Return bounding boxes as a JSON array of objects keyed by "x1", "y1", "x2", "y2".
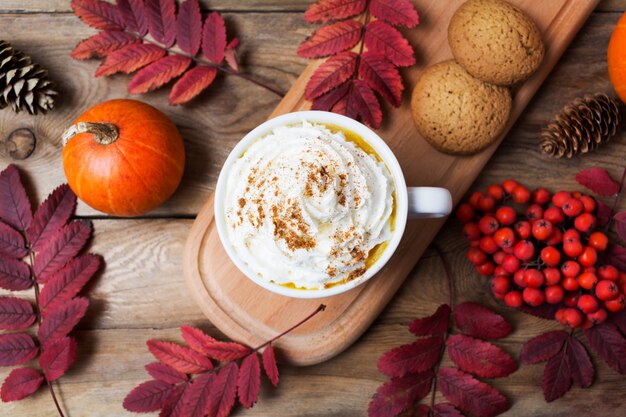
[
  {"x1": 448, "y1": 0, "x2": 544, "y2": 86},
  {"x1": 411, "y1": 60, "x2": 512, "y2": 155}
]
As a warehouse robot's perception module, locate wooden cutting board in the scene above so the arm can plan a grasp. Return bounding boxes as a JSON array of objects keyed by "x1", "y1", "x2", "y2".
[{"x1": 183, "y1": 0, "x2": 599, "y2": 366}]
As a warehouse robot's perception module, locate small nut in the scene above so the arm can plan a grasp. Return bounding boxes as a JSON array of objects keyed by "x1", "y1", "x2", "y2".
[{"x1": 3, "y1": 128, "x2": 36, "y2": 160}]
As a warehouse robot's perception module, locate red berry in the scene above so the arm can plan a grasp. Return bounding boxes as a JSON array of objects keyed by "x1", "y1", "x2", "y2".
[
  {"x1": 562, "y1": 198, "x2": 584, "y2": 217},
  {"x1": 605, "y1": 294, "x2": 626, "y2": 313},
  {"x1": 513, "y1": 269, "x2": 526, "y2": 287},
  {"x1": 456, "y1": 203, "x2": 475, "y2": 223},
  {"x1": 479, "y1": 236, "x2": 499, "y2": 254},
  {"x1": 469, "y1": 192, "x2": 483, "y2": 209},
  {"x1": 495, "y1": 206, "x2": 517, "y2": 226},
  {"x1": 552, "y1": 191, "x2": 571, "y2": 208},
  {"x1": 540, "y1": 246, "x2": 561, "y2": 267},
  {"x1": 555, "y1": 308, "x2": 567, "y2": 324},
  {"x1": 563, "y1": 229, "x2": 581, "y2": 241},
  {"x1": 467, "y1": 247, "x2": 487, "y2": 265},
  {"x1": 596, "y1": 280, "x2": 620, "y2": 301},
  {"x1": 562, "y1": 308, "x2": 583, "y2": 328},
  {"x1": 577, "y1": 271, "x2": 598, "y2": 290},
  {"x1": 525, "y1": 204, "x2": 544, "y2": 221},
  {"x1": 504, "y1": 291, "x2": 523, "y2": 307},
  {"x1": 463, "y1": 222, "x2": 481, "y2": 241},
  {"x1": 587, "y1": 308, "x2": 608, "y2": 325},
  {"x1": 588, "y1": 231, "x2": 609, "y2": 252},
  {"x1": 580, "y1": 195, "x2": 596, "y2": 213},
  {"x1": 476, "y1": 261, "x2": 495, "y2": 276},
  {"x1": 546, "y1": 228, "x2": 563, "y2": 246},
  {"x1": 532, "y1": 187, "x2": 551, "y2": 205},
  {"x1": 561, "y1": 260, "x2": 581, "y2": 278},
  {"x1": 574, "y1": 213, "x2": 597, "y2": 233},
  {"x1": 532, "y1": 219, "x2": 554, "y2": 240},
  {"x1": 562, "y1": 276, "x2": 580, "y2": 291},
  {"x1": 478, "y1": 216, "x2": 499, "y2": 235},
  {"x1": 494, "y1": 266, "x2": 510, "y2": 277},
  {"x1": 491, "y1": 275, "x2": 511, "y2": 294},
  {"x1": 523, "y1": 287, "x2": 545, "y2": 306},
  {"x1": 578, "y1": 246, "x2": 598, "y2": 267},
  {"x1": 524, "y1": 269, "x2": 545, "y2": 288},
  {"x1": 502, "y1": 254, "x2": 521, "y2": 274},
  {"x1": 572, "y1": 191, "x2": 582, "y2": 199},
  {"x1": 487, "y1": 184, "x2": 505, "y2": 201},
  {"x1": 564, "y1": 292, "x2": 580, "y2": 307},
  {"x1": 543, "y1": 206, "x2": 565, "y2": 225},
  {"x1": 513, "y1": 240, "x2": 535, "y2": 261},
  {"x1": 493, "y1": 250, "x2": 507, "y2": 265},
  {"x1": 502, "y1": 179, "x2": 519, "y2": 194},
  {"x1": 478, "y1": 195, "x2": 496, "y2": 212},
  {"x1": 544, "y1": 268, "x2": 561, "y2": 286},
  {"x1": 494, "y1": 227, "x2": 515, "y2": 249},
  {"x1": 577, "y1": 294, "x2": 599, "y2": 313},
  {"x1": 512, "y1": 185, "x2": 531, "y2": 204},
  {"x1": 563, "y1": 239, "x2": 584, "y2": 258},
  {"x1": 597, "y1": 265, "x2": 619, "y2": 281},
  {"x1": 545, "y1": 285, "x2": 565, "y2": 304},
  {"x1": 513, "y1": 220, "x2": 531, "y2": 239}
]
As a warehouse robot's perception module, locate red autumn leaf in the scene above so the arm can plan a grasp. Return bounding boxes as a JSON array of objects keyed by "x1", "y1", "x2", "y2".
[
  {"x1": 39, "y1": 254, "x2": 102, "y2": 312},
  {"x1": 377, "y1": 336, "x2": 443, "y2": 378},
  {"x1": 566, "y1": 336, "x2": 594, "y2": 388},
  {"x1": 368, "y1": 0, "x2": 419, "y2": 28},
  {"x1": 262, "y1": 343, "x2": 279, "y2": 387},
  {"x1": 146, "y1": 0, "x2": 177, "y2": 48},
  {"x1": 180, "y1": 325, "x2": 250, "y2": 361},
  {"x1": 224, "y1": 38, "x2": 240, "y2": 71},
  {"x1": 0, "y1": 222, "x2": 27, "y2": 258},
  {"x1": 147, "y1": 340, "x2": 213, "y2": 374},
  {"x1": 305, "y1": 51, "x2": 357, "y2": 100},
  {"x1": 39, "y1": 337, "x2": 78, "y2": 382},
  {"x1": 333, "y1": 79, "x2": 382, "y2": 128},
  {"x1": 363, "y1": 21, "x2": 415, "y2": 67},
  {"x1": 517, "y1": 303, "x2": 560, "y2": 320},
  {"x1": 179, "y1": 373, "x2": 213, "y2": 417},
  {"x1": 0, "y1": 165, "x2": 32, "y2": 232},
  {"x1": 597, "y1": 200, "x2": 613, "y2": 227},
  {"x1": 145, "y1": 362, "x2": 188, "y2": 385},
  {"x1": 95, "y1": 43, "x2": 166, "y2": 77},
  {"x1": 542, "y1": 346, "x2": 572, "y2": 402},
  {"x1": 520, "y1": 330, "x2": 568, "y2": 364},
  {"x1": 0, "y1": 297, "x2": 35, "y2": 330},
  {"x1": 71, "y1": 31, "x2": 140, "y2": 60},
  {"x1": 34, "y1": 220, "x2": 92, "y2": 283},
  {"x1": 359, "y1": 51, "x2": 403, "y2": 107},
  {"x1": 409, "y1": 304, "x2": 451, "y2": 337},
  {"x1": 298, "y1": 20, "x2": 363, "y2": 59},
  {"x1": 584, "y1": 322, "x2": 626, "y2": 374},
  {"x1": 575, "y1": 168, "x2": 621, "y2": 196},
  {"x1": 604, "y1": 244, "x2": 626, "y2": 273},
  {"x1": 0, "y1": 368, "x2": 43, "y2": 402},
  {"x1": 159, "y1": 383, "x2": 187, "y2": 417},
  {"x1": 117, "y1": 0, "x2": 148, "y2": 36},
  {"x1": 176, "y1": 0, "x2": 202, "y2": 55},
  {"x1": 0, "y1": 333, "x2": 38, "y2": 366},
  {"x1": 206, "y1": 362, "x2": 239, "y2": 417},
  {"x1": 367, "y1": 370, "x2": 434, "y2": 417},
  {"x1": 446, "y1": 335, "x2": 517, "y2": 378},
  {"x1": 437, "y1": 367, "x2": 509, "y2": 417},
  {"x1": 0, "y1": 256, "x2": 32, "y2": 291},
  {"x1": 453, "y1": 302, "x2": 512, "y2": 339},
  {"x1": 613, "y1": 212, "x2": 626, "y2": 243},
  {"x1": 433, "y1": 403, "x2": 465, "y2": 417},
  {"x1": 238, "y1": 353, "x2": 261, "y2": 408},
  {"x1": 71, "y1": 0, "x2": 125, "y2": 31},
  {"x1": 611, "y1": 310, "x2": 626, "y2": 335},
  {"x1": 304, "y1": 0, "x2": 367, "y2": 23},
  {"x1": 27, "y1": 184, "x2": 76, "y2": 252},
  {"x1": 38, "y1": 297, "x2": 89, "y2": 345},
  {"x1": 123, "y1": 379, "x2": 174, "y2": 413},
  {"x1": 128, "y1": 55, "x2": 192, "y2": 94},
  {"x1": 169, "y1": 66, "x2": 217, "y2": 105},
  {"x1": 311, "y1": 83, "x2": 350, "y2": 111},
  {"x1": 202, "y1": 12, "x2": 227, "y2": 63}
]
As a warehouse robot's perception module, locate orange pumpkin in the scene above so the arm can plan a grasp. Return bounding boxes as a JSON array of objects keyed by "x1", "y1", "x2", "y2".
[
  {"x1": 608, "y1": 12, "x2": 626, "y2": 103},
  {"x1": 62, "y1": 99, "x2": 185, "y2": 216}
]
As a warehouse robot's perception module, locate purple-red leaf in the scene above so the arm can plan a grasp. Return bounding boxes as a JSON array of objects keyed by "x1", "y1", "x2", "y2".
[
  {"x1": 181, "y1": 325, "x2": 250, "y2": 361},
  {"x1": 567, "y1": 336, "x2": 594, "y2": 387},
  {"x1": 0, "y1": 222, "x2": 27, "y2": 258},
  {"x1": 118, "y1": 0, "x2": 148, "y2": 35},
  {"x1": 517, "y1": 303, "x2": 561, "y2": 320},
  {"x1": 409, "y1": 304, "x2": 451, "y2": 337},
  {"x1": 446, "y1": 335, "x2": 517, "y2": 378},
  {"x1": 575, "y1": 168, "x2": 621, "y2": 196},
  {"x1": 71, "y1": 0, "x2": 125, "y2": 31},
  {"x1": 298, "y1": 20, "x2": 362, "y2": 59},
  {"x1": 146, "y1": 0, "x2": 177, "y2": 48},
  {"x1": 542, "y1": 347, "x2": 572, "y2": 402},
  {"x1": 311, "y1": 83, "x2": 350, "y2": 112},
  {"x1": 159, "y1": 383, "x2": 187, "y2": 417},
  {"x1": 34, "y1": 220, "x2": 92, "y2": 283},
  {"x1": 0, "y1": 165, "x2": 32, "y2": 232},
  {"x1": 27, "y1": 184, "x2": 76, "y2": 252},
  {"x1": 604, "y1": 244, "x2": 626, "y2": 273},
  {"x1": 0, "y1": 368, "x2": 43, "y2": 402},
  {"x1": 611, "y1": 310, "x2": 626, "y2": 335},
  {"x1": 0, "y1": 297, "x2": 35, "y2": 330},
  {"x1": 333, "y1": 79, "x2": 382, "y2": 128},
  {"x1": 169, "y1": 66, "x2": 217, "y2": 105},
  {"x1": 238, "y1": 353, "x2": 261, "y2": 408},
  {"x1": 437, "y1": 367, "x2": 509, "y2": 417},
  {"x1": 433, "y1": 403, "x2": 465, "y2": 417},
  {"x1": 145, "y1": 362, "x2": 188, "y2": 385},
  {"x1": 262, "y1": 343, "x2": 279, "y2": 387},
  {"x1": 584, "y1": 322, "x2": 626, "y2": 374},
  {"x1": 39, "y1": 254, "x2": 101, "y2": 312},
  {"x1": 0, "y1": 333, "x2": 38, "y2": 366},
  {"x1": 613, "y1": 212, "x2": 626, "y2": 243},
  {"x1": 364, "y1": 21, "x2": 415, "y2": 67},
  {"x1": 359, "y1": 51, "x2": 403, "y2": 107},
  {"x1": 180, "y1": 373, "x2": 213, "y2": 417},
  {"x1": 369, "y1": 0, "x2": 419, "y2": 28},
  {"x1": 39, "y1": 337, "x2": 78, "y2": 382},
  {"x1": 367, "y1": 370, "x2": 434, "y2": 417},
  {"x1": 305, "y1": 0, "x2": 367, "y2": 23},
  {"x1": 377, "y1": 336, "x2": 443, "y2": 378},
  {"x1": 305, "y1": 51, "x2": 357, "y2": 100},
  {"x1": 520, "y1": 330, "x2": 568, "y2": 364},
  {"x1": 38, "y1": 297, "x2": 89, "y2": 345},
  {"x1": 128, "y1": 55, "x2": 192, "y2": 94},
  {"x1": 95, "y1": 43, "x2": 166, "y2": 77},
  {"x1": 0, "y1": 256, "x2": 32, "y2": 291},
  {"x1": 202, "y1": 12, "x2": 227, "y2": 63},
  {"x1": 177, "y1": 0, "x2": 202, "y2": 55},
  {"x1": 597, "y1": 200, "x2": 613, "y2": 227},
  {"x1": 123, "y1": 380, "x2": 174, "y2": 413},
  {"x1": 453, "y1": 302, "x2": 512, "y2": 339},
  {"x1": 71, "y1": 31, "x2": 140, "y2": 60},
  {"x1": 206, "y1": 362, "x2": 239, "y2": 417},
  {"x1": 147, "y1": 340, "x2": 213, "y2": 374}
]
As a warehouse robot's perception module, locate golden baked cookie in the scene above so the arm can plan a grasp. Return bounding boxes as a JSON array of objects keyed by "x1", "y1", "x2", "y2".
[
  {"x1": 411, "y1": 60, "x2": 512, "y2": 155},
  {"x1": 448, "y1": 0, "x2": 544, "y2": 86}
]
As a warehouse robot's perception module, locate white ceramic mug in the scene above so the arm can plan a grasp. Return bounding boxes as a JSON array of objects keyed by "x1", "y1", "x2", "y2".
[{"x1": 214, "y1": 111, "x2": 452, "y2": 299}]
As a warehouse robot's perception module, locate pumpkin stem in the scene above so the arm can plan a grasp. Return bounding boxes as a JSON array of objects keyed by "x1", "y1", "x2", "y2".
[{"x1": 62, "y1": 122, "x2": 119, "y2": 146}]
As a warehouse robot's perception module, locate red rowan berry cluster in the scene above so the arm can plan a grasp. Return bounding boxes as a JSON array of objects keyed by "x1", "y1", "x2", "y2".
[{"x1": 458, "y1": 179, "x2": 626, "y2": 329}]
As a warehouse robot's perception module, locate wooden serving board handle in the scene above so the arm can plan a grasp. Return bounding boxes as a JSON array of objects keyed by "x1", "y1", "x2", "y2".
[{"x1": 183, "y1": 0, "x2": 599, "y2": 366}]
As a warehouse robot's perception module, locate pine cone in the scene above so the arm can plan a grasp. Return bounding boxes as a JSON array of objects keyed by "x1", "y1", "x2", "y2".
[
  {"x1": 540, "y1": 93, "x2": 621, "y2": 158},
  {"x1": 0, "y1": 40, "x2": 57, "y2": 115}
]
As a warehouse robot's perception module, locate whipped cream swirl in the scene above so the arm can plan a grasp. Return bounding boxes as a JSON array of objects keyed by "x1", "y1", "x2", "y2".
[{"x1": 223, "y1": 122, "x2": 394, "y2": 289}]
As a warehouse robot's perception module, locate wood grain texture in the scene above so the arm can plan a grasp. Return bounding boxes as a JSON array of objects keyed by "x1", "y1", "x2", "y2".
[{"x1": 0, "y1": 2, "x2": 625, "y2": 417}]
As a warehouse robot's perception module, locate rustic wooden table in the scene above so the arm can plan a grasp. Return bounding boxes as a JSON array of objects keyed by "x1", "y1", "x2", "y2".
[{"x1": 1, "y1": 1, "x2": 625, "y2": 416}]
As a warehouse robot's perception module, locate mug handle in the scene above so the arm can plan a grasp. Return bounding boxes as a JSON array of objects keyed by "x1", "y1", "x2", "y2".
[{"x1": 407, "y1": 187, "x2": 453, "y2": 219}]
